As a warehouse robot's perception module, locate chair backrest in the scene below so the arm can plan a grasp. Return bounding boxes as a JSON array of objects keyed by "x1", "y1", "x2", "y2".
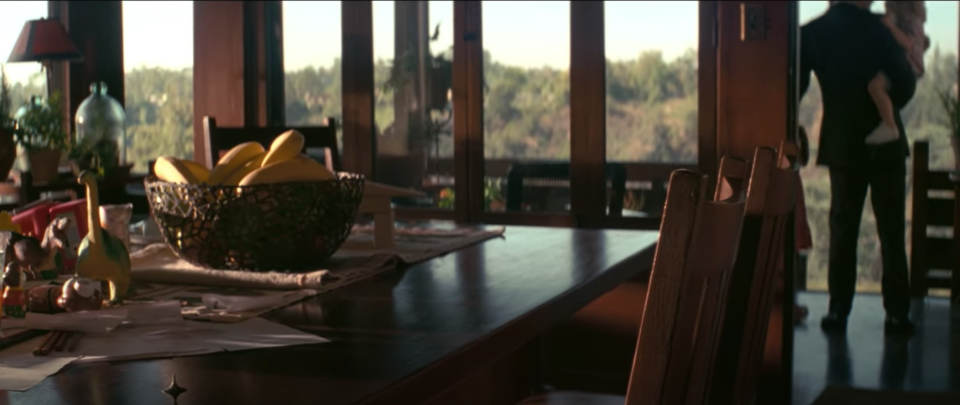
[
  {"x1": 709, "y1": 144, "x2": 800, "y2": 405},
  {"x1": 504, "y1": 162, "x2": 627, "y2": 215},
  {"x1": 624, "y1": 164, "x2": 747, "y2": 405},
  {"x1": 910, "y1": 140, "x2": 957, "y2": 300},
  {"x1": 201, "y1": 116, "x2": 342, "y2": 172}
]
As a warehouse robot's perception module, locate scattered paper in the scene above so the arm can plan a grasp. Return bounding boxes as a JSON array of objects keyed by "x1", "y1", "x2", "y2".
[
  {"x1": 25, "y1": 310, "x2": 128, "y2": 333},
  {"x1": 0, "y1": 316, "x2": 329, "y2": 391},
  {"x1": 0, "y1": 334, "x2": 80, "y2": 391},
  {"x1": 202, "y1": 291, "x2": 305, "y2": 313},
  {"x1": 123, "y1": 301, "x2": 183, "y2": 327}
]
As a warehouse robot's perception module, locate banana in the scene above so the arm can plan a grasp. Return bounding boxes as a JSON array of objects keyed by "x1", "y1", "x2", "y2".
[
  {"x1": 154, "y1": 157, "x2": 202, "y2": 184},
  {"x1": 222, "y1": 154, "x2": 267, "y2": 185},
  {"x1": 260, "y1": 130, "x2": 305, "y2": 168},
  {"x1": 179, "y1": 159, "x2": 211, "y2": 184},
  {"x1": 208, "y1": 142, "x2": 266, "y2": 184},
  {"x1": 239, "y1": 154, "x2": 335, "y2": 186}
]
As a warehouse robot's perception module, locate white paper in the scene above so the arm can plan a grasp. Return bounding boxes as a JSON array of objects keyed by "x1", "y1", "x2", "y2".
[
  {"x1": 25, "y1": 310, "x2": 128, "y2": 333},
  {"x1": 0, "y1": 334, "x2": 80, "y2": 391},
  {"x1": 201, "y1": 291, "x2": 305, "y2": 313},
  {"x1": 0, "y1": 317, "x2": 328, "y2": 391},
  {"x1": 122, "y1": 301, "x2": 184, "y2": 327}
]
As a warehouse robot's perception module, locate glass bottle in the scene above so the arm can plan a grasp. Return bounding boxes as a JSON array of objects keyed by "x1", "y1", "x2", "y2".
[{"x1": 75, "y1": 82, "x2": 126, "y2": 168}]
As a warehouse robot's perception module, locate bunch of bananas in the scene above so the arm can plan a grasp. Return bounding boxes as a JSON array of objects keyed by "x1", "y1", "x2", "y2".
[{"x1": 153, "y1": 130, "x2": 336, "y2": 186}]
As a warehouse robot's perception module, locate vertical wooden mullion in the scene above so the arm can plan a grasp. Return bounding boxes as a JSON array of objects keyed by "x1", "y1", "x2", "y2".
[
  {"x1": 242, "y1": 1, "x2": 263, "y2": 127},
  {"x1": 454, "y1": 1, "x2": 484, "y2": 223},
  {"x1": 264, "y1": 1, "x2": 285, "y2": 126},
  {"x1": 570, "y1": 1, "x2": 606, "y2": 228},
  {"x1": 48, "y1": 1, "x2": 70, "y2": 136},
  {"x1": 65, "y1": 1, "x2": 125, "y2": 128},
  {"x1": 699, "y1": 1, "x2": 719, "y2": 188},
  {"x1": 341, "y1": 1, "x2": 376, "y2": 179}
]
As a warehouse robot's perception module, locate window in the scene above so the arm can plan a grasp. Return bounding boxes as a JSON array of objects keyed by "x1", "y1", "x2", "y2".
[
  {"x1": 798, "y1": 1, "x2": 958, "y2": 292},
  {"x1": 283, "y1": 1, "x2": 342, "y2": 155},
  {"x1": 482, "y1": 1, "x2": 570, "y2": 213},
  {"x1": 605, "y1": 1, "x2": 698, "y2": 218},
  {"x1": 0, "y1": 1, "x2": 48, "y2": 118},
  {"x1": 123, "y1": 0, "x2": 194, "y2": 173},
  {"x1": 374, "y1": 1, "x2": 454, "y2": 209}
]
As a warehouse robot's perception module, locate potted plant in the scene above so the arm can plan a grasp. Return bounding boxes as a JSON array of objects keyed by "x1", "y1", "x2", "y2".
[
  {"x1": 68, "y1": 135, "x2": 120, "y2": 179},
  {"x1": 13, "y1": 91, "x2": 69, "y2": 185},
  {"x1": 938, "y1": 84, "x2": 960, "y2": 173},
  {"x1": 0, "y1": 65, "x2": 17, "y2": 182}
]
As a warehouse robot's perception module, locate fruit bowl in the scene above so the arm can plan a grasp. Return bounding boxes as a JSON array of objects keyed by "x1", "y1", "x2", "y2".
[{"x1": 143, "y1": 173, "x2": 365, "y2": 272}]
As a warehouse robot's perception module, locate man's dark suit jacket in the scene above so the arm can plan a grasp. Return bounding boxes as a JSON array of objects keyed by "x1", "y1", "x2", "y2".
[{"x1": 800, "y1": 2, "x2": 917, "y2": 169}]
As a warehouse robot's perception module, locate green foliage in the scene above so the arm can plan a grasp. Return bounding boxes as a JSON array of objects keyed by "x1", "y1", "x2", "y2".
[
  {"x1": 937, "y1": 82, "x2": 960, "y2": 138},
  {"x1": 0, "y1": 65, "x2": 12, "y2": 130},
  {"x1": 124, "y1": 67, "x2": 195, "y2": 172},
  {"x1": 13, "y1": 91, "x2": 68, "y2": 151},
  {"x1": 69, "y1": 136, "x2": 119, "y2": 175}
]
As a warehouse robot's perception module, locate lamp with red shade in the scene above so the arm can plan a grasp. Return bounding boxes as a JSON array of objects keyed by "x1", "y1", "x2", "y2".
[{"x1": 6, "y1": 18, "x2": 84, "y2": 95}]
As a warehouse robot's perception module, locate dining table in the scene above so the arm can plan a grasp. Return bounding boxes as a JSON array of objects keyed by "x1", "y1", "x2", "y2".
[{"x1": 0, "y1": 225, "x2": 658, "y2": 405}]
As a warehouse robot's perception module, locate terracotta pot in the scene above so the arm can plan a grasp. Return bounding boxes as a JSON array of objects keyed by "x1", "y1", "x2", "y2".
[
  {"x1": 27, "y1": 148, "x2": 62, "y2": 185},
  {"x1": 0, "y1": 127, "x2": 16, "y2": 182}
]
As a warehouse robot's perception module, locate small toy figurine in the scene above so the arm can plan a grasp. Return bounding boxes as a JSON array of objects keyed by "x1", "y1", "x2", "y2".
[
  {"x1": 27, "y1": 284, "x2": 65, "y2": 314},
  {"x1": 58, "y1": 276, "x2": 103, "y2": 312},
  {"x1": 75, "y1": 171, "x2": 131, "y2": 303},
  {"x1": 10, "y1": 217, "x2": 72, "y2": 280},
  {"x1": 2, "y1": 262, "x2": 26, "y2": 318}
]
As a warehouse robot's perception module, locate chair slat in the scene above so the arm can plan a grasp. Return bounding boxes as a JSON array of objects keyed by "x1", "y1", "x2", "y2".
[
  {"x1": 202, "y1": 116, "x2": 342, "y2": 172},
  {"x1": 626, "y1": 167, "x2": 746, "y2": 405}
]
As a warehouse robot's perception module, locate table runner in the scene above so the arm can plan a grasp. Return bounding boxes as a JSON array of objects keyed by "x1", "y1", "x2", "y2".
[{"x1": 126, "y1": 226, "x2": 506, "y2": 322}]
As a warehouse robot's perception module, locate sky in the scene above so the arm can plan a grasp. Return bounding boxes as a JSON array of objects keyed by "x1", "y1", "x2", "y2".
[{"x1": 0, "y1": 1, "x2": 958, "y2": 84}]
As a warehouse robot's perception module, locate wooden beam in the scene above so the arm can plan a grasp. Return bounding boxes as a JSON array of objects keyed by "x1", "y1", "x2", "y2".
[
  {"x1": 341, "y1": 1, "x2": 376, "y2": 179},
  {"x1": 570, "y1": 1, "x2": 606, "y2": 227},
  {"x1": 64, "y1": 1, "x2": 124, "y2": 126},
  {"x1": 699, "y1": 1, "x2": 719, "y2": 190},
  {"x1": 454, "y1": 1, "x2": 484, "y2": 223},
  {"x1": 193, "y1": 1, "x2": 271, "y2": 164}
]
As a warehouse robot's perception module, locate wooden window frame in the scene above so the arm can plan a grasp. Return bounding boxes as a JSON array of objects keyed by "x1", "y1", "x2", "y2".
[{"x1": 50, "y1": 0, "x2": 718, "y2": 231}]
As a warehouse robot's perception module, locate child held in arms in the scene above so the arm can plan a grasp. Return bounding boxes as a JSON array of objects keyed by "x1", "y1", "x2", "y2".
[{"x1": 864, "y1": 1, "x2": 929, "y2": 145}]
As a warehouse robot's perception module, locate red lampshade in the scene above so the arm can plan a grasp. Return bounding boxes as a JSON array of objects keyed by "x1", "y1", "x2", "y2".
[{"x1": 7, "y1": 18, "x2": 83, "y2": 63}]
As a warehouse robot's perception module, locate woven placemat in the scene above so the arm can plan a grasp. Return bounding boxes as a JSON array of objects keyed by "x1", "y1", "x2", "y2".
[{"x1": 127, "y1": 226, "x2": 506, "y2": 322}]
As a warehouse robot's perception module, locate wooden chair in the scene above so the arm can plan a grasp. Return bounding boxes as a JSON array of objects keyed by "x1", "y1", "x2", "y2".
[
  {"x1": 505, "y1": 162, "x2": 627, "y2": 216},
  {"x1": 201, "y1": 116, "x2": 342, "y2": 172},
  {"x1": 709, "y1": 144, "x2": 799, "y2": 405},
  {"x1": 520, "y1": 162, "x2": 748, "y2": 405},
  {"x1": 910, "y1": 140, "x2": 958, "y2": 303}
]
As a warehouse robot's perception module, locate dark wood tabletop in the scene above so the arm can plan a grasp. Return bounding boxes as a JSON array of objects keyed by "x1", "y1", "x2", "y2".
[{"x1": 0, "y1": 225, "x2": 658, "y2": 405}]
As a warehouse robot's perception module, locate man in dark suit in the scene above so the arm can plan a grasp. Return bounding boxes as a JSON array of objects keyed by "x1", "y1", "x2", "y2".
[{"x1": 800, "y1": 0, "x2": 916, "y2": 335}]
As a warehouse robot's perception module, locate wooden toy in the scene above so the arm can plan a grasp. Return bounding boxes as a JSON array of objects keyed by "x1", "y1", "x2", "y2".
[
  {"x1": 59, "y1": 276, "x2": 103, "y2": 312},
  {"x1": 352, "y1": 181, "x2": 425, "y2": 249},
  {"x1": 48, "y1": 199, "x2": 88, "y2": 270},
  {"x1": 27, "y1": 284, "x2": 64, "y2": 314},
  {"x1": 2, "y1": 262, "x2": 26, "y2": 318},
  {"x1": 74, "y1": 171, "x2": 131, "y2": 303},
  {"x1": 10, "y1": 217, "x2": 71, "y2": 280}
]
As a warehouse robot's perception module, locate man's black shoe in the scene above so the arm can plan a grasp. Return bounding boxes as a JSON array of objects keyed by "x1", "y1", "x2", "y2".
[
  {"x1": 820, "y1": 312, "x2": 847, "y2": 334},
  {"x1": 884, "y1": 315, "x2": 915, "y2": 336}
]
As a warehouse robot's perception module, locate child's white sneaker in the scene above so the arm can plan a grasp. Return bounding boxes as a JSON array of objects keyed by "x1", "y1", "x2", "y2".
[{"x1": 864, "y1": 124, "x2": 900, "y2": 145}]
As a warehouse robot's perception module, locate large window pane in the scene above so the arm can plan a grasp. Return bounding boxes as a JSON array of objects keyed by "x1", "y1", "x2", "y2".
[
  {"x1": 483, "y1": 1, "x2": 570, "y2": 213},
  {"x1": 374, "y1": 1, "x2": 454, "y2": 209},
  {"x1": 798, "y1": 1, "x2": 958, "y2": 293},
  {"x1": 283, "y1": 1, "x2": 342, "y2": 157},
  {"x1": 123, "y1": 0, "x2": 194, "y2": 173},
  {"x1": 605, "y1": 1, "x2": 698, "y2": 218}
]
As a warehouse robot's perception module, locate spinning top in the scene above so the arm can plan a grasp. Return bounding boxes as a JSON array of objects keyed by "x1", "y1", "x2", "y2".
[
  {"x1": 58, "y1": 276, "x2": 103, "y2": 312},
  {"x1": 162, "y1": 374, "x2": 187, "y2": 403}
]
